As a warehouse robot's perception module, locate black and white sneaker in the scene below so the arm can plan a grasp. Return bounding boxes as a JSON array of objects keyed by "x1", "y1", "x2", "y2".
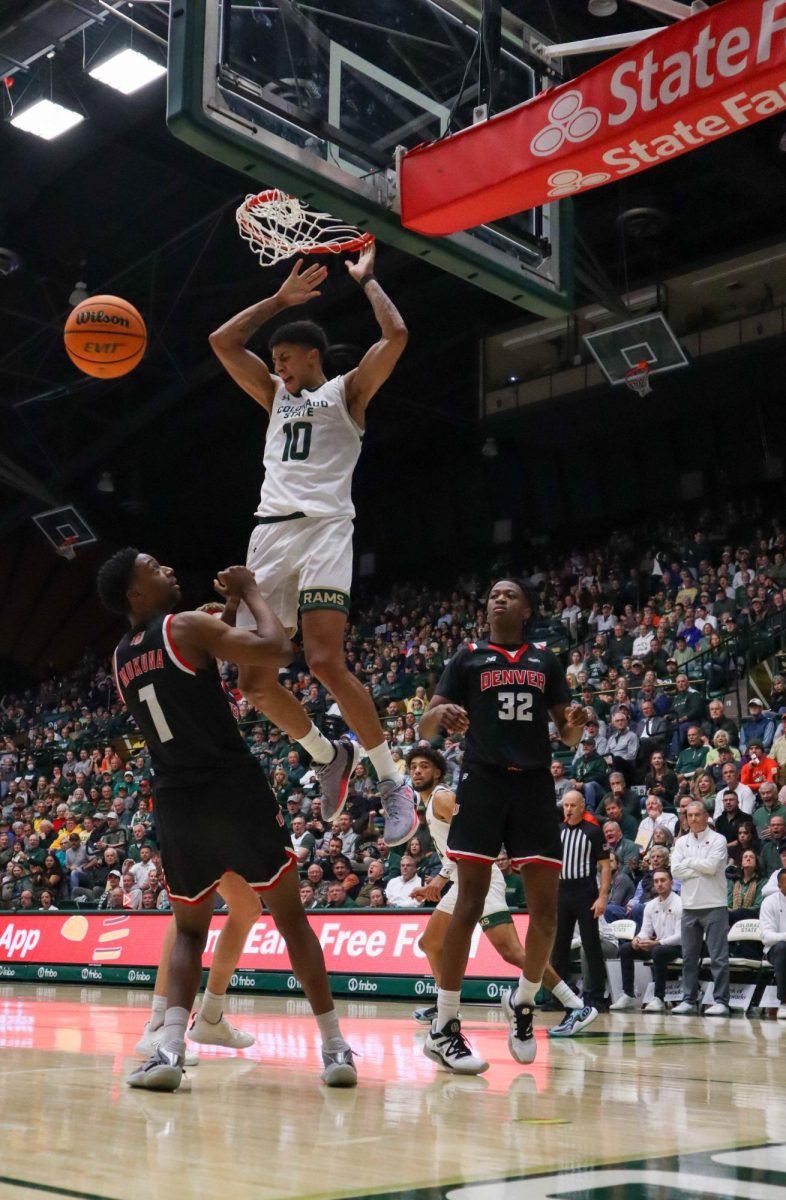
[
  {"x1": 127, "y1": 1045, "x2": 185, "y2": 1092},
  {"x1": 320, "y1": 1044, "x2": 358, "y2": 1088},
  {"x1": 413, "y1": 1004, "x2": 438, "y2": 1026},
  {"x1": 424, "y1": 1018, "x2": 488, "y2": 1075},
  {"x1": 548, "y1": 1005, "x2": 599, "y2": 1038},
  {"x1": 315, "y1": 737, "x2": 360, "y2": 822},
  {"x1": 501, "y1": 988, "x2": 536, "y2": 1064}
]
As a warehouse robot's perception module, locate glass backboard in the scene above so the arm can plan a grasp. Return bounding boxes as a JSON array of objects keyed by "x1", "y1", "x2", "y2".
[
  {"x1": 167, "y1": 0, "x2": 573, "y2": 316},
  {"x1": 583, "y1": 313, "x2": 689, "y2": 386}
]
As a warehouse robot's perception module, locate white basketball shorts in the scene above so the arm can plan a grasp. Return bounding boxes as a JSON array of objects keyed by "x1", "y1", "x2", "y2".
[
  {"x1": 236, "y1": 513, "x2": 353, "y2": 636},
  {"x1": 435, "y1": 863, "x2": 512, "y2": 928}
]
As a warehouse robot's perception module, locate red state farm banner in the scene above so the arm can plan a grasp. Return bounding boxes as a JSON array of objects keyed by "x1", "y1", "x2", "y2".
[
  {"x1": 0, "y1": 911, "x2": 529, "y2": 977},
  {"x1": 401, "y1": 0, "x2": 786, "y2": 234}
]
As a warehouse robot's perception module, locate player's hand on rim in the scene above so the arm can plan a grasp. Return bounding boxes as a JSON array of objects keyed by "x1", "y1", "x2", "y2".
[
  {"x1": 214, "y1": 565, "x2": 257, "y2": 600},
  {"x1": 345, "y1": 240, "x2": 376, "y2": 282},
  {"x1": 277, "y1": 258, "x2": 328, "y2": 307}
]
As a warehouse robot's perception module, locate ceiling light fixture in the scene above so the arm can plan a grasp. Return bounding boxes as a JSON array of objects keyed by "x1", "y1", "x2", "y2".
[
  {"x1": 97, "y1": 471, "x2": 115, "y2": 494},
  {"x1": 588, "y1": 0, "x2": 618, "y2": 16},
  {"x1": 88, "y1": 47, "x2": 166, "y2": 95},
  {"x1": 69, "y1": 280, "x2": 89, "y2": 306},
  {"x1": 10, "y1": 98, "x2": 84, "y2": 140}
]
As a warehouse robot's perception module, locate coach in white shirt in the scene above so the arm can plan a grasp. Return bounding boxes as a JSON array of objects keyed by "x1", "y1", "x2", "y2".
[
  {"x1": 611, "y1": 868, "x2": 683, "y2": 1012},
  {"x1": 384, "y1": 856, "x2": 423, "y2": 908},
  {"x1": 759, "y1": 868, "x2": 786, "y2": 1019},
  {"x1": 671, "y1": 801, "x2": 730, "y2": 1015},
  {"x1": 713, "y1": 761, "x2": 755, "y2": 819}
]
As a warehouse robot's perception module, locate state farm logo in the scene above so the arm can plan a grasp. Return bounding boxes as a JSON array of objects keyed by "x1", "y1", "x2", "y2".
[
  {"x1": 530, "y1": 90, "x2": 602, "y2": 157},
  {"x1": 547, "y1": 167, "x2": 611, "y2": 197}
]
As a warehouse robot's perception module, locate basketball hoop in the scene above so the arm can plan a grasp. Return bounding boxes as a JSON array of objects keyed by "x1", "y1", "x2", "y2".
[
  {"x1": 236, "y1": 190, "x2": 375, "y2": 266},
  {"x1": 624, "y1": 361, "x2": 653, "y2": 397},
  {"x1": 56, "y1": 535, "x2": 78, "y2": 561}
]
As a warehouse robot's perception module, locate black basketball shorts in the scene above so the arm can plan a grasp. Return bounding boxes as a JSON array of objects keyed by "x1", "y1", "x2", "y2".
[
  {"x1": 446, "y1": 763, "x2": 562, "y2": 871},
  {"x1": 154, "y1": 763, "x2": 296, "y2": 904}
]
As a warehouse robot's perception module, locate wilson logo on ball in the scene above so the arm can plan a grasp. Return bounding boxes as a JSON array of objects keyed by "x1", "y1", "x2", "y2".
[{"x1": 74, "y1": 310, "x2": 130, "y2": 327}]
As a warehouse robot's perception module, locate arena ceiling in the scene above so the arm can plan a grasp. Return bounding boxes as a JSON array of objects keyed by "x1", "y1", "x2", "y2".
[{"x1": 1, "y1": 0, "x2": 786, "y2": 676}]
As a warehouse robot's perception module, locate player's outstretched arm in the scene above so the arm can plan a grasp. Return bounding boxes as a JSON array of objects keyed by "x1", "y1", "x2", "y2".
[
  {"x1": 419, "y1": 695, "x2": 469, "y2": 741},
  {"x1": 171, "y1": 567, "x2": 292, "y2": 669},
  {"x1": 209, "y1": 259, "x2": 328, "y2": 412},
  {"x1": 344, "y1": 243, "x2": 408, "y2": 419},
  {"x1": 551, "y1": 702, "x2": 588, "y2": 749}
]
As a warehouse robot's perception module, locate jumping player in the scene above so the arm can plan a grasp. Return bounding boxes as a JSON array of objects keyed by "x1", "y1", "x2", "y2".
[
  {"x1": 419, "y1": 579, "x2": 587, "y2": 1074},
  {"x1": 208, "y1": 246, "x2": 416, "y2": 846},
  {"x1": 407, "y1": 748, "x2": 597, "y2": 1054},
  {"x1": 97, "y1": 550, "x2": 356, "y2": 1091}
]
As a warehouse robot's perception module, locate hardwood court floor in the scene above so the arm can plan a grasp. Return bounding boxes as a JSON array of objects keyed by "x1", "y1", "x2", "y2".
[{"x1": 0, "y1": 986, "x2": 784, "y2": 1200}]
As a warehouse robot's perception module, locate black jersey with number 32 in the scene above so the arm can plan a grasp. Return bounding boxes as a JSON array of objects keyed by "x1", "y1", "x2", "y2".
[
  {"x1": 113, "y1": 613, "x2": 250, "y2": 788},
  {"x1": 436, "y1": 640, "x2": 571, "y2": 771}
]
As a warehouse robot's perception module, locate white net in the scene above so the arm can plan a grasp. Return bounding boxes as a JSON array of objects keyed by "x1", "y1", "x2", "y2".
[
  {"x1": 624, "y1": 362, "x2": 652, "y2": 397},
  {"x1": 236, "y1": 190, "x2": 374, "y2": 266}
]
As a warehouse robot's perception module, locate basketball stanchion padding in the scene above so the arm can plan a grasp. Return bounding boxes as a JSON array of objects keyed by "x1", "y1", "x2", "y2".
[
  {"x1": 64, "y1": 295, "x2": 147, "y2": 379},
  {"x1": 236, "y1": 189, "x2": 375, "y2": 266}
]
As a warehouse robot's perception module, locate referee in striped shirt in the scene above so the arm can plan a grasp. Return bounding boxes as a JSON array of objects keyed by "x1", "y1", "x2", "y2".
[{"x1": 551, "y1": 790, "x2": 611, "y2": 1012}]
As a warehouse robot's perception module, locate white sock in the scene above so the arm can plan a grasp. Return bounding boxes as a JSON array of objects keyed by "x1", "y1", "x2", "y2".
[
  {"x1": 552, "y1": 980, "x2": 583, "y2": 1010},
  {"x1": 199, "y1": 988, "x2": 224, "y2": 1024},
  {"x1": 297, "y1": 723, "x2": 335, "y2": 765},
  {"x1": 514, "y1": 975, "x2": 541, "y2": 1008},
  {"x1": 436, "y1": 988, "x2": 461, "y2": 1030},
  {"x1": 149, "y1": 993, "x2": 167, "y2": 1031},
  {"x1": 367, "y1": 742, "x2": 399, "y2": 785},
  {"x1": 315, "y1": 1008, "x2": 347, "y2": 1049},
  {"x1": 161, "y1": 1006, "x2": 189, "y2": 1052}
]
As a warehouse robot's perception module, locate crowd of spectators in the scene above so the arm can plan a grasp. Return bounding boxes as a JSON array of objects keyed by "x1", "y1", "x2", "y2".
[{"x1": 3, "y1": 506, "x2": 786, "y2": 931}]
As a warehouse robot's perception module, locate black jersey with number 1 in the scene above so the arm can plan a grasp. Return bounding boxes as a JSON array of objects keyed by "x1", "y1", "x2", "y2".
[
  {"x1": 113, "y1": 613, "x2": 250, "y2": 788},
  {"x1": 436, "y1": 640, "x2": 571, "y2": 771}
]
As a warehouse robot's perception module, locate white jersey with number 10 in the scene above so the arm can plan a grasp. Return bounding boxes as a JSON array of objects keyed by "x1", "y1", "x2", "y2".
[{"x1": 257, "y1": 375, "x2": 362, "y2": 519}]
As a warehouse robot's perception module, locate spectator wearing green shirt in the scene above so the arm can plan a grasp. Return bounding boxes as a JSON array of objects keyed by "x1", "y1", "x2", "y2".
[
  {"x1": 570, "y1": 736, "x2": 609, "y2": 813},
  {"x1": 265, "y1": 728, "x2": 291, "y2": 764},
  {"x1": 760, "y1": 815, "x2": 786, "y2": 875},
  {"x1": 495, "y1": 852, "x2": 525, "y2": 908},
  {"x1": 126, "y1": 823, "x2": 158, "y2": 863},
  {"x1": 100, "y1": 812, "x2": 129, "y2": 858},
  {"x1": 271, "y1": 766, "x2": 292, "y2": 809},
  {"x1": 598, "y1": 774, "x2": 641, "y2": 824},
  {"x1": 669, "y1": 674, "x2": 706, "y2": 756},
  {"x1": 600, "y1": 797, "x2": 639, "y2": 841},
  {"x1": 675, "y1": 726, "x2": 709, "y2": 780},
  {"x1": 324, "y1": 881, "x2": 357, "y2": 908},
  {"x1": 753, "y1": 782, "x2": 786, "y2": 832},
  {"x1": 603, "y1": 820, "x2": 642, "y2": 877}
]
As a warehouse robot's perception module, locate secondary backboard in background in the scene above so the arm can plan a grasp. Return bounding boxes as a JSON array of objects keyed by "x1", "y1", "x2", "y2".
[
  {"x1": 167, "y1": 0, "x2": 573, "y2": 316},
  {"x1": 583, "y1": 313, "x2": 689, "y2": 386},
  {"x1": 33, "y1": 506, "x2": 97, "y2": 559}
]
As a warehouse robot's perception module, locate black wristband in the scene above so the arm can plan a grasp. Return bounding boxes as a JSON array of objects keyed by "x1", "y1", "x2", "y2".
[{"x1": 358, "y1": 272, "x2": 376, "y2": 288}]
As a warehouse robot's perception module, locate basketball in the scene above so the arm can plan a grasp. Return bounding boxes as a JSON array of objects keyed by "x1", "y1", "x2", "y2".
[{"x1": 64, "y1": 294, "x2": 147, "y2": 378}]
